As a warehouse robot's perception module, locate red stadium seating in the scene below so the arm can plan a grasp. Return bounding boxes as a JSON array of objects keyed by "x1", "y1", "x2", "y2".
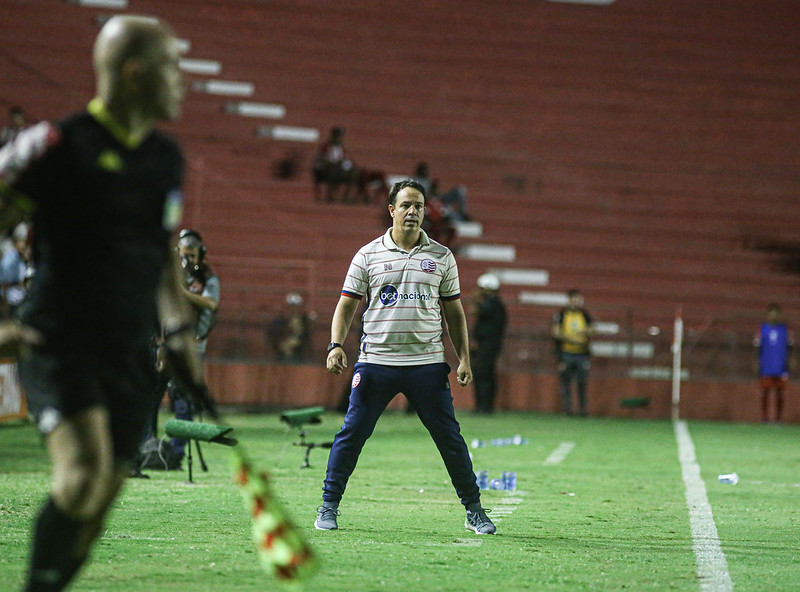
[{"x1": 5, "y1": 0, "x2": 800, "y2": 419}]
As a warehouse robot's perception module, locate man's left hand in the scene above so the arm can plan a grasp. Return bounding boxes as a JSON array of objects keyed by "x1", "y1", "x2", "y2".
[{"x1": 456, "y1": 360, "x2": 472, "y2": 386}]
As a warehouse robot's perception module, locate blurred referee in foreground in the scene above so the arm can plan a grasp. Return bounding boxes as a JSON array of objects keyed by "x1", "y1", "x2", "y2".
[{"x1": 0, "y1": 15, "x2": 210, "y2": 591}]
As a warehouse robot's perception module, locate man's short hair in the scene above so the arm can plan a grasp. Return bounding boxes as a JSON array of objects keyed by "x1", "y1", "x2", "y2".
[
  {"x1": 567, "y1": 288, "x2": 582, "y2": 298},
  {"x1": 388, "y1": 178, "x2": 426, "y2": 205}
]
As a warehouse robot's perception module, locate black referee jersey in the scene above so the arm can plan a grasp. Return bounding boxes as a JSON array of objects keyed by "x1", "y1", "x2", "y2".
[{"x1": 0, "y1": 100, "x2": 184, "y2": 350}]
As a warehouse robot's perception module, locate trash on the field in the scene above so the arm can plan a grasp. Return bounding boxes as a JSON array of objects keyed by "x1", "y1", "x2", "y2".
[{"x1": 718, "y1": 472, "x2": 739, "y2": 485}]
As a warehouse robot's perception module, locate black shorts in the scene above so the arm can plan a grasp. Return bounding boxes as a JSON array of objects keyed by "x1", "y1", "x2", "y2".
[{"x1": 19, "y1": 343, "x2": 157, "y2": 463}]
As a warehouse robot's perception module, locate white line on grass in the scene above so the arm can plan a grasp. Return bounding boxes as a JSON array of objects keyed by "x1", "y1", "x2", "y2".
[
  {"x1": 674, "y1": 420, "x2": 734, "y2": 592},
  {"x1": 543, "y1": 441, "x2": 576, "y2": 465}
]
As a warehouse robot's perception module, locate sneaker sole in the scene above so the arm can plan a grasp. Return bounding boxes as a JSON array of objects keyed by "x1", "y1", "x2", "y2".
[{"x1": 314, "y1": 521, "x2": 338, "y2": 531}]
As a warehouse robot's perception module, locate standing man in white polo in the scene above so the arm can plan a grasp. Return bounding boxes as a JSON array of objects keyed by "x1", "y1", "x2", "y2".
[{"x1": 316, "y1": 179, "x2": 496, "y2": 535}]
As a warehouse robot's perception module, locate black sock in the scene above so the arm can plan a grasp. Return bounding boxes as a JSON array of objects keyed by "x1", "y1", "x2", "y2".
[{"x1": 23, "y1": 498, "x2": 89, "y2": 592}]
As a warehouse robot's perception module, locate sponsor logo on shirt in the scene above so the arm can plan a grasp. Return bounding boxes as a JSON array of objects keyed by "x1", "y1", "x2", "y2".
[{"x1": 379, "y1": 284, "x2": 432, "y2": 307}]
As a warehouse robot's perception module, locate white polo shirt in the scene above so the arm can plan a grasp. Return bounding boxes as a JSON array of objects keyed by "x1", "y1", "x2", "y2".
[{"x1": 342, "y1": 228, "x2": 461, "y2": 365}]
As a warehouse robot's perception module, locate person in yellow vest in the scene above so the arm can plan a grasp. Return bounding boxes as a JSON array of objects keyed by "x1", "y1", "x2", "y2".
[{"x1": 551, "y1": 289, "x2": 594, "y2": 416}]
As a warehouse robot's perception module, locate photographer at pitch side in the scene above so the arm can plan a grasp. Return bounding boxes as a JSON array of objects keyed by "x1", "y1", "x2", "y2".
[{"x1": 166, "y1": 228, "x2": 220, "y2": 461}]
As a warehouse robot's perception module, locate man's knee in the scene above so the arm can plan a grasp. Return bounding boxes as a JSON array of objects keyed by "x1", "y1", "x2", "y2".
[{"x1": 52, "y1": 462, "x2": 118, "y2": 520}]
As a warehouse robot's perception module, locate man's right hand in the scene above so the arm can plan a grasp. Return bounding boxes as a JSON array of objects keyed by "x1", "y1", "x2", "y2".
[{"x1": 326, "y1": 348, "x2": 347, "y2": 375}]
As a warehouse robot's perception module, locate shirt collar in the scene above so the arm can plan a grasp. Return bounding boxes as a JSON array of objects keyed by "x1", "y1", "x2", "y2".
[
  {"x1": 382, "y1": 228, "x2": 430, "y2": 253},
  {"x1": 88, "y1": 98, "x2": 148, "y2": 150}
]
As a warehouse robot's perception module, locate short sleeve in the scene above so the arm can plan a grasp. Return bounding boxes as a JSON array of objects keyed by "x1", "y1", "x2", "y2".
[
  {"x1": 439, "y1": 250, "x2": 461, "y2": 300},
  {"x1": 341, "y1": 250, "x2": 368, "y2": 298}
]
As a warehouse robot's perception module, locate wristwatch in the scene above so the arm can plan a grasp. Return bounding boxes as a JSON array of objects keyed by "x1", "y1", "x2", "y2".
[{"x1": 327, "y1": 342, "x2": 342, "y2": 352}]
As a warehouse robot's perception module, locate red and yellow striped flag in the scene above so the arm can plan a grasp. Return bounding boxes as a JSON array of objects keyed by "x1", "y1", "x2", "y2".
[{"x1": 233, "y1": 448, "x2": 315, "y2": 580}]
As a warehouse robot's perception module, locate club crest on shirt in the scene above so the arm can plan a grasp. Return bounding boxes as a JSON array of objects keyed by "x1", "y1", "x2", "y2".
[
  {"x1": 352, "y1": 372, "x2": 361, "y2": 388},
  {"x1": 420, "y1": 259, "x2": 437, "y2": 273}
]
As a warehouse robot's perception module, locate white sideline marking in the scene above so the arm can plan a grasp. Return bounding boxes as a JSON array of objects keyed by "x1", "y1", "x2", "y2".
[
  {"x1": 496, "y1": 497, "x2": 523, "y2": 505},
  {"x1": 454, "y1": 538, "x2": 482, "y2": 546},
  {"x1": 674, "y1": 420, "x2": 734, "y2": 592},
  {"x1": 543, "y1": 442, "x2": 576, "y2": 465}
]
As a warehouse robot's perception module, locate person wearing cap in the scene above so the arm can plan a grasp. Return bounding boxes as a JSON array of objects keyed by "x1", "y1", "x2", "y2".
[{"x1": 471, "y1": 273, "x2": 507, "y2": 413}]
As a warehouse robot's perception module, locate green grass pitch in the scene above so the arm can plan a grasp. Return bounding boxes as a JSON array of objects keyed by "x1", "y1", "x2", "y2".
[{"x1": 1, "y1": 411, "x2": 798, "y2": 591}]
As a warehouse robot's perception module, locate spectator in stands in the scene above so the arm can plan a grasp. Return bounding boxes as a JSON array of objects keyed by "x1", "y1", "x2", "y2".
[
  {"x1": 471, "y1": 273, "x2": 507, "y2": 413},
  {"x1": 412, "y1": 161, "x2": 471, "y2": 222},
  {"x1": 0, "y1": 221, "x2": 33, "y2": 318},
  {"x1": 412, "y1": 161, "x2": 434, "y2": 196},
  {"x1": 313, "y1": 126, "x2": 358, "y2": 202},
  {"x1": 421, "y1": 180, "x2": 456, "y2": 247},
  {"x1": 753, "y1": 303, "x2": 794, "y2": 423},
  {"x1": 439, "y1": 184, "x2": 470, "y2": 221},
  {"x1": 551, "y1": 289, "x2": 594, "y2": 417},
  {"x1": 0, "y1": 106, "x2": 28, "y2": 147},
  {"x1": 355, "y1": 168, "x2": 389, "y2": 203},
  {"x1": 267, "y1": 291, "x2": 314, "y2": 363}
]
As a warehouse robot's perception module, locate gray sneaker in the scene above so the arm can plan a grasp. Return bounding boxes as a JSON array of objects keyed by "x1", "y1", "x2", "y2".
[
  {"x1": 465, "y1": 507, "x2": 496, "y2": 535},
  {"x1": 314, "y1": 504, "x2": 340, "y2": 530}
]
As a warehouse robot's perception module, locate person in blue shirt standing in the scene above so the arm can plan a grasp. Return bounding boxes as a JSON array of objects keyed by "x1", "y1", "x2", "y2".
[{"x1": 753, "y1": 303, "x2": 794, "y2": 423}]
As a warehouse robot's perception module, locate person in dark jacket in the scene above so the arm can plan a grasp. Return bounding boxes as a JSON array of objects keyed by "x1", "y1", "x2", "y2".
[{"x1": 471, "y1": 273, "x2": 506, "y2": 414}]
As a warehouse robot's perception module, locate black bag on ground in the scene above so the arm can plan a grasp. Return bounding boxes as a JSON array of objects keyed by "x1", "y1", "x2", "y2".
[{"x1": 137, "y1": 437, "x2": 182, "y2": 471}]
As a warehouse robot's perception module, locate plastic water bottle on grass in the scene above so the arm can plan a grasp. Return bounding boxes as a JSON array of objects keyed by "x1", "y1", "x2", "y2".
[{"x1": 502, "y1": 471, "x2": 517, "y2": 491}]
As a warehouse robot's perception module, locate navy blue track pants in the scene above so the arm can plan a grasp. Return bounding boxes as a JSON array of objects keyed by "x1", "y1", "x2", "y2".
[{"x1": 322, "y1": 362, "x2": 480, "y2": 508}]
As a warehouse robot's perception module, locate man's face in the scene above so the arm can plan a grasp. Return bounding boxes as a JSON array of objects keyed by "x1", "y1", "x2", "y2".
[
  {"x1": 141, "y1": 36, "x2": 184, "y2": 121},
  {"x1": 389, "y1": 187, "x2": 425, "y2": 233},
  {"x1": 179, "y1": 244, "x2": 200, "y2": 267},
  {"x1": 568, "y1": 293, "x2": 584, "y2": 309},
  {"x1": 767, "y1": 308, "x2": 782, "y2": 324}
]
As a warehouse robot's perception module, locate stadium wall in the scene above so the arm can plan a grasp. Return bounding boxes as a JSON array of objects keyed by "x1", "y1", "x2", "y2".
[{"x1": 206, "y1": 362, "x2": 797, "y2": 423}]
